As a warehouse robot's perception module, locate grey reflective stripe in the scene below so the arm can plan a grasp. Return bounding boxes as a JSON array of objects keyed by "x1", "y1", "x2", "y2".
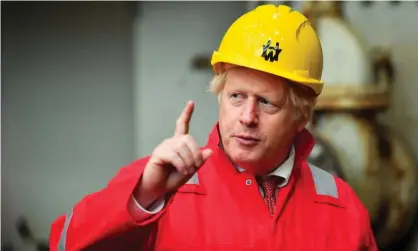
[
  {"x1": 186, "y1": 173, "x2": 199, "y2": 185},
  {"x1": 58, "y1": 210, "x2": 73, "y2": 251},
  {"x1": 309, "y1": 164, "x2": 338, "y2": 198}
]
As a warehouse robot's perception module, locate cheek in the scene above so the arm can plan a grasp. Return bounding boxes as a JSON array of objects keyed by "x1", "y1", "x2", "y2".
[
  {"x1": 262, "y1": 112, "x2": 295, "y2": 141},
  {"x1": 219, "y1": 105, "x2": 242, "y2": 148},
  {"x1": 219, "y1": 103, "x2": 238, "y2": 128}
]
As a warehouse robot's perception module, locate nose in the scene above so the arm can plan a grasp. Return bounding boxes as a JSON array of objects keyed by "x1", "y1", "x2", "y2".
[{"x1": 239, "y1": 99, "x2": 258, "y2": 126}]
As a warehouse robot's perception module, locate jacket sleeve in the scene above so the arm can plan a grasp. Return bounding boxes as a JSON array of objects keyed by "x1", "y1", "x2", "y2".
[
  {"x1": 49, "y1": 157, "x2": 168, "y2": 251},
  {"x1": 362, "y1": 209, "x2": 378, "y2": 251},
  {"x1": 364, "y1": 228, "x2": 378, "y2": 251}
]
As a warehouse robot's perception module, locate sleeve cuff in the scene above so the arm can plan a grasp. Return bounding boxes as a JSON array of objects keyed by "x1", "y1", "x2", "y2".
[{"x1": 128, "y1": 194, "x2": 165, "y2": 221}]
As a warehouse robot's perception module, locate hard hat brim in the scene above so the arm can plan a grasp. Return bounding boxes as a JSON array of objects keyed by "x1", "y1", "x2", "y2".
[{"x1": 211, "y1": 51, "x2": 324, "y2": 96}]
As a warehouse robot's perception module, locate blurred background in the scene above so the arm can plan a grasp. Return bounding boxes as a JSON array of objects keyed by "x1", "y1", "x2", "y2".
[{"x1": 1, "y1": 1, "x2": 418, "y2": 251}]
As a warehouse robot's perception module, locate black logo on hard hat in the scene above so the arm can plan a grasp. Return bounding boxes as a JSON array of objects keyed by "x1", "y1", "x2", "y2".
[{"x1": 261, "y1": 40, "x2": 282, "y2": 62}]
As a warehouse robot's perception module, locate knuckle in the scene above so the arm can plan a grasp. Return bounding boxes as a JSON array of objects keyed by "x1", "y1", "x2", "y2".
[
  {"x1": 177, "y1": 140, "x2": 187, "y2": 150},
  {"x1": 171, "y1": 151, "x2": 179, "y2": 160},
  {"x1": 188, "y1": 156, "x2": 196, "y2": 166},
  {"x1": 183, "y1": 134, "x2": 194, "y2": 144},
  {"x1": 176, "y1": 161, "x2": 187, "y2": 172},
  {"x1": 187, "y1": 134, "x2": 195, "y2": 144},
  {"x1": 192, "y1": 144, "x2": 201, "y2": 155},
  {"x1": 185, "y1": 156, "x2": 195, "y2": 166},
  {"x1": 180, "y1": 134, "x2": 189, "y2": 141},
  {"x1": 195, "y1": 150, "x2": 203, "y2": 159},
  {"x1": 195, "y1": 153, "x2": 203, "y2": 166}
]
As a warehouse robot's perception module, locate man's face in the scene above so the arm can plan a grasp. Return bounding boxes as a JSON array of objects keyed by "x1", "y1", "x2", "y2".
[{"x1": 218, "y1": 67, "x2": 306, "y2": 175}]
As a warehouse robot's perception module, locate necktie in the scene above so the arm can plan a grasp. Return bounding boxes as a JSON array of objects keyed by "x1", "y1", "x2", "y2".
[{"x1": 260, "y1": 176, "x2": 281, "y2": 216}]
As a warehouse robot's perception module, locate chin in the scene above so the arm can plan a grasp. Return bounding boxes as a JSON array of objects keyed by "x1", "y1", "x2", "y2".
[
  {"x1": 234, "y1": 160, "x2": 262, "y2": 174},
  {"x1": 224, "y1": 140, "x2": 263, "y2": 166},
  {"x1": 229, "y1": 151, "x2": 260, "y2": 167},
  {"x1": 227, "y1": 148, "x2": 271, "y2": 174}
]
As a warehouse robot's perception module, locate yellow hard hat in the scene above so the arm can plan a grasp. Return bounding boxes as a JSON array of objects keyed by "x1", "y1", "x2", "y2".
[{"x1": 211, "y1": 4, "x2": 324, "y2": 95}]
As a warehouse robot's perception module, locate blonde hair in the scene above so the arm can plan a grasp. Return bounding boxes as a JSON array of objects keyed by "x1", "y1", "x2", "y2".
[{"x1": 208, "y1": 70, "x2": 317, "y2": 123}]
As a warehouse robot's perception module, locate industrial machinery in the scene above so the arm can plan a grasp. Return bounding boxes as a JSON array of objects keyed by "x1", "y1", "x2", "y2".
[{"x1": 302, "y1": 2, "x2": 418, "y2": 250}]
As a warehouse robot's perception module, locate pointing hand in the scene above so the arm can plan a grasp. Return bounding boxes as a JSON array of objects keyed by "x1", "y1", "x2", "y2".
[{"x1": 135, "y1": 101, "x2": 212, "y2": 207}]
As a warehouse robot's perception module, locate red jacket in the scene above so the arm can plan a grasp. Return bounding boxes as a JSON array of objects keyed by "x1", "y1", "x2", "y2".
[{"x1": 49, "y1": 124, "x2": 377, "y2": 251}]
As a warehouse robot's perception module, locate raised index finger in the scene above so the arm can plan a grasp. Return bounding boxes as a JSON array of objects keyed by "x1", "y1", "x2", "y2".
[{"x1": 174, "y1": 100, "x2": 195, "y2": 136}]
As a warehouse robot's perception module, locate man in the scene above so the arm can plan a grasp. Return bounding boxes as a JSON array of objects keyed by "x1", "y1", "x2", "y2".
[{"x1": 50, "y1": 4, "x2": 377, "y2": 251}]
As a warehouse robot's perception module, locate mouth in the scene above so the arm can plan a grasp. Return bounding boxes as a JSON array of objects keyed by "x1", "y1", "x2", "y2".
[
  {"x1": 235, "y1": 135, "x2": 260, "y2": 141},
  {"x1": 233, "y1": 134, "x2": 260, "y2": 146}
]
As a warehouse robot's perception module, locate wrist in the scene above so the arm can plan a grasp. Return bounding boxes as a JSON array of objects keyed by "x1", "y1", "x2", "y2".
[{"x1": 133, "y1": 178, "x2": 165, "y2": 209}]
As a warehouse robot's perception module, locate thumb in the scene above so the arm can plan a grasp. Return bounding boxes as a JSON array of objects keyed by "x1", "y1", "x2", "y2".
[{"x1": 201, "y1": 148, "x2": 213, "y2": 162}]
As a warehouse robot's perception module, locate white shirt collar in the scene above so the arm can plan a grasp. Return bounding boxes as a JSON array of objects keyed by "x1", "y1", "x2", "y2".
[{"x1": 235, "y1": 145, "x2": 295, "y2": 187}]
